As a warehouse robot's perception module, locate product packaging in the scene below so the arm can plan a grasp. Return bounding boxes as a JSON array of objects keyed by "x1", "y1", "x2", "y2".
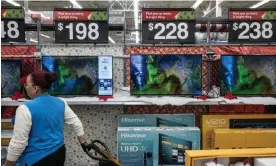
[
  {"x1": 117, "y1": 127, "x2": 200, "y2": 166},
  {"x1": 119, "y1": 114, "x2": 195, "y2": 127}
]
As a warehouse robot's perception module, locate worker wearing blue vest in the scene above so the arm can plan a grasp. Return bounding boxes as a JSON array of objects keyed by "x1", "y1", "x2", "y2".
[{"x1": 5, "y1": 71, "x2": 89, "y2": 166}]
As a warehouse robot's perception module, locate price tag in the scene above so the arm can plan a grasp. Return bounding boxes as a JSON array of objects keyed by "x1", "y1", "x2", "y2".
[
  {"x1": 229, "y1": 9, "x2": 276, "y2": 43},
  {"x1": 142, "y1": 9, "x2": 195, "y2": 44},
  {"x1": 1, "y1": 7, "x2": 25, "y2": 43},
  {"x1": 54, "y1": 9, "x2": 108, "y2": 43}
]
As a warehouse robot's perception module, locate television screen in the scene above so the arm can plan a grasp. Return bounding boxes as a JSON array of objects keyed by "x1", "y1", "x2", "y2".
[
  {"x1": 221, "y1": 55, "x2": 276, "y2": 95},
  {"x1": 230, "y1": 119, "x2": 276, "y2": 128},
  {"x1": 157, "y1": 118, "x2": 187, "y2": 127},
  {"x1": 42, "y1": 56, "x2": 99, "y2": 95},
  {"x1": 159, "y1": 134, "x2": 192, "y2": 165},
  {"x1": 130, "y1": 54, "x2": 202, "y2": 95},
  {"x1": 1, "y1": 60, "x2": 21, "y2": 96}
]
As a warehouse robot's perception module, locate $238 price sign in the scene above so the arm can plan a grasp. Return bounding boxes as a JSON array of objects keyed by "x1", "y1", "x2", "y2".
[
  {"x1": 229, "y1": 21, "x2": 276, "y2": 43},
  {"x1": 142, "y1": 22, "x2": 195, "y2": 44},
  {"x1": 55, "y1": 21, "x2": 108, "y2": 43},
  {"x1": 1, "y1": 20, "x2": 25, "y2": 42}
]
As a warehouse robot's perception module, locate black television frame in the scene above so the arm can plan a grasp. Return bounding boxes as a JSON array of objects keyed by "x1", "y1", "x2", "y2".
[
  {"x1": 1, "y1": 59, "x2": 22, "y2": 97},
  {"x1": 42, "y1": 55, "x2": 113, "y2": 96},
  {"x1": 220, "y1": 54, "x2": 276, "y2": 97},
  {"x1": 130, "y1": 54, "x2": 203, "y2": 96}
]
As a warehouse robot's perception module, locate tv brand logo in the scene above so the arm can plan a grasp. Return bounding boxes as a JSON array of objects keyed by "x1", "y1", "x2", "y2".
[
  {"x1": 120, "y1": 145, "x2": 148, "y2": 152},
  {"x1": 206, "y1": 119, "x2": 226, "y2": 125},
  {"x1": 121, "y1": 118, "x2": 146, "y2": 123},
  {"x1": 121, "y1": 133, "x2": 147, "y2": 138}
]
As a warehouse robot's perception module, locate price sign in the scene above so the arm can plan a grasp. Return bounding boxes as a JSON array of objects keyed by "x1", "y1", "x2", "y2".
[
  {"x1": 54, "y1": 9, "x2": 108, "y2": 43},
  {"x1": 142, "y1": 9, "x2": 195, "y2": 44},
  {"x1": 229, "y1": 9, "x2": 276, "y2": 43},
  {"x1": 1, "y1": 7, "x2": 25, "y2": 43}
]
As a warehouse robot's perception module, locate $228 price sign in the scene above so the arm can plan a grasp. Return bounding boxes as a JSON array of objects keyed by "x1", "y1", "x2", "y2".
[
  {"x1": 142, "y1": 21, "x2": 195, "y2": 44},
  {"x1": 229, "y1": 21, "x2": 276, "y2": 43},
  {"x1": 55, "y1": 21, "x2": 108, "y2": 43}
]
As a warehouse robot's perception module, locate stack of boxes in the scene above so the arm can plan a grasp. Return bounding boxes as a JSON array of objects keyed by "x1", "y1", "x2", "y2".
[{"x1": 117, "y1": 114, "x2": 200, "y2": 166}]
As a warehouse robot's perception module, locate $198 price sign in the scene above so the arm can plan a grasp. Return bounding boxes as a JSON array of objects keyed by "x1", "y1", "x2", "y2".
[
  {"x1": 55, "y1": 21, "x2": 108, "y2": 43},
  {"x1": 229, "y1": 21, "x2": 276, "y2": 43},
  {"x1": 142, "y1": 22, "x2": 195, "y2": 44}
]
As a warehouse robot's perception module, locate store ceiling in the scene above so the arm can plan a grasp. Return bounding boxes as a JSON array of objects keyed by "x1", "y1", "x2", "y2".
[{"x1": 2, "y1": 0, "x2": 276, "y2": 44}]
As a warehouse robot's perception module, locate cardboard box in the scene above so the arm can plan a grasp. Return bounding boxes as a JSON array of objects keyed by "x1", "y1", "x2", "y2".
[
  {"x1": 201, "y1": 114, "x2": 276, "y2": 149},
  {"x1": 185, "y1": 148, "x2": 276, "y2": 166},
  {"x1": 117, "y1": 127, "x2": 200, "y2": 166},
  {"x1": 119, "y1": 114, "x2": 195, "y2": 127},
  {"x1": 254, "y1": 157, "x2": 276, "y2": 166},
  {"x1": 211, "y1": 129, "x2": 245, "y2": 149},
  {"x1": 211, "y1": 129, "x2": 276, "y2": 149}
]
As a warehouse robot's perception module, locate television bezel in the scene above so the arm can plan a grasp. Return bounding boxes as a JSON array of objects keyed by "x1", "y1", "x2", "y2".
[
  {"x1": 42, "y1": 55, "x2": 113, "y2": 96},
  {"x1": 1, "y1": 59, "x2": 22, "y2": 97},
  {"x1": 130, "y1": 54, "x2": 203, "y2": 96},
  {"x1": 220, "y1": 54, "x2": 276, "y2": 97}
]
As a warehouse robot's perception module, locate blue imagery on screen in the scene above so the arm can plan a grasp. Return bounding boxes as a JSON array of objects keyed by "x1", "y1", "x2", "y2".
[
  {"x1": 221, "y1": 55, "x2": 276, "y2": 95},
  {"x1": 42, "y1": 56, "x2": 98, "y2": 95},
  {"x1": 130, "y1": 54, "x2": 202, "y2": 95},
  {"x1": 1, "y1": 60, "x2": 21, "y2": 96}
]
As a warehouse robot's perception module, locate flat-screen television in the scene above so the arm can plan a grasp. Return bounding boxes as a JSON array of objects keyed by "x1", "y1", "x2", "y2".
[
  {"x1": 159, "y1": 134, "x2": 192, "y2": 165},
  {"x1": 130, "y1": 54, "x2": 202, "y2": 95},
  {"x1": 42, "y1": 56, "x2": 99, "y2": 95},
  {"x1": 221, "y1": 55, "x2": 276, "y2": 96},
  {"x1": 1, "y1": 60, "x2": 21, "y2": 97},
  {"x1": 230, "y1": 119, "x2": 276, "y2": 128},
  {"x1": 157, "y1": 118, "x2": 187, "y2": 127}
]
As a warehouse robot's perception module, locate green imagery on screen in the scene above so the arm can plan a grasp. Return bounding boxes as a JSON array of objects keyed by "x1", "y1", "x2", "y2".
[
  {"x1": 221, "y1": 55, "x2": 276, "y2": 95},
  {"x1": 130, "y1": 55, "x2": 202, "y2": 95},
  {"x1": 42, "y1": 56, "x2": 99, "y2": 95}
]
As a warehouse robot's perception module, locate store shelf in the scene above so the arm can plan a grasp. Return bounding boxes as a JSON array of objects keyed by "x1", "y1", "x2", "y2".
[
  {"x1": 1, "y1": 93, "x2": 276, "y2": 106},
  {"x1": 1, "y1": 119, "x2": 12, "y2": 123},
  {"x1": 1, "y1": 130, "x2": 13, "y2": 139}
]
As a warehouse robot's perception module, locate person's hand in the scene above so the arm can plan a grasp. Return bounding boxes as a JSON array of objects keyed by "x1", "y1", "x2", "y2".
[
  {"x1": 81, "y1": 142, "x2": 92, "y2": 152},
  {"x1": 4, "y1": 160, "x2": 15, "y2": 166}
]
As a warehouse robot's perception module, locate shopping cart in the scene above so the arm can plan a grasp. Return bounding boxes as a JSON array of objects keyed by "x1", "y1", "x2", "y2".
[{"x1": 83, "y1": 140, "x2": 122, "y2": 166}]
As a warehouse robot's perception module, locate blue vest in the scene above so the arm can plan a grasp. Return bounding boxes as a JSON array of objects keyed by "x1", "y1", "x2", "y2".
[{"x1": 17, "y1": 94, "x2": 65, "y2": 166}]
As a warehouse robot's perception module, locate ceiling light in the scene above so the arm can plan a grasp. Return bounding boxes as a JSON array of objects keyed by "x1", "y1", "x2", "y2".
[
  {"x1": 41, "y1": 34, "x2": 50, "y2": 39},
  {"x1": 192, "y1": 0, "x2": 204, "y2": 9},
  {"x1": 69, "y1": 0, "x2": 83, "y2": 9},
  {"x1": 108, "y1": 36, "x2": 116, "y2": 44},
  {"x1": 5, "y1": 0, "x2": 20, "y2": 6},
  {"x1": 250, "y1": 0, "x2": 270, "y2": 8},
  {"x1": 30, "y1": 39, "x2": 38, "y2": 43}
]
